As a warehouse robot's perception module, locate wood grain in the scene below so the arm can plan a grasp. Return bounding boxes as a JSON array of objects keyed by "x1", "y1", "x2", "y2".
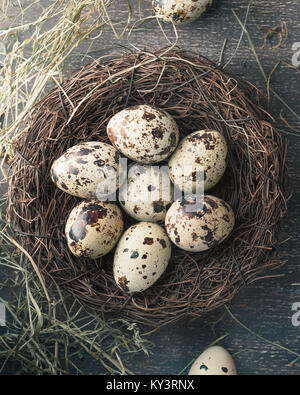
[{"x1": 1, "y1": 0, "x2": 300, "y2": 375}]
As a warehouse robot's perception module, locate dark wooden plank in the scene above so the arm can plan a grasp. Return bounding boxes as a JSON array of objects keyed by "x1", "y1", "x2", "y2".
[{"x1": 1, "y1": 0, "x2": 300, "y2": 375}]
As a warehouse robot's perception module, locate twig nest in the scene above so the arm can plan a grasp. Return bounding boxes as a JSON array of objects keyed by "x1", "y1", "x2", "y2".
[
  {"x1": 119, "y1": 163, "x2": 174, "y2": 223},
  {"x1": 168, "y1": 130, "x2": 228, "y2": 192},
  {"x1": 153, "y1": 0, "x2": 213, "y2": 24},
  {"x1": 107, "y1": 104, "x2": 179, "y2": 164},
  {"x1": 165, "y1": 195, "x2": 235, "y2": 252},
  {"x1": 7, "y1": 49, "x2": 288, "y2": 327},
  {"x1": 65, "y1": 200, "x2": 124, "y2": 259}
]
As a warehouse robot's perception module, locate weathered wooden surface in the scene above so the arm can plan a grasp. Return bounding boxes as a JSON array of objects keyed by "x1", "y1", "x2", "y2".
[{"x1": 1, "y1": 0, "x2": 300, "y2": 375}]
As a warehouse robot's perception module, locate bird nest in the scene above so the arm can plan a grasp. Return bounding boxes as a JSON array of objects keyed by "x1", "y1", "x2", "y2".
[{"x1": 7, "y1": 48, "x2": 288, "y2": 327}]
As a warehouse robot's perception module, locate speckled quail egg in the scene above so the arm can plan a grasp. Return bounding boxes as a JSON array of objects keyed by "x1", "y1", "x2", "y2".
[
  {"x1": 153, "y1": 0, "x2": 212, "y2": 24},
  {"x1": 119, "y1": 163, "x2": 174, "y2": 222},
  {"x1": 107, "y1": 105, "x2": 179, "y2": 164},
  {"x1": 165, "y1": 195, "x2": 235, "y2": 252},
  {"x1": 113, "y1": 222, "x2": 171, "y2": 293},
  {"x1": 168, "y1": 130, "x2": 228, "y2": 193},
  {"x1": 189, "y1": 346, "x2": 237, "y2": 375},
  {"x1": 51, "y1": 141, "x2": 124, "y2": 199},
  {"x1": 65, "y1": 200, "x2": 124, "y2": 259}
]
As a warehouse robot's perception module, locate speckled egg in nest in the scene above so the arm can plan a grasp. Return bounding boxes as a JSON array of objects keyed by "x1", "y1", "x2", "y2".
[{"x1": 7, "y1": 48, "x2": 288, "y2": 328}]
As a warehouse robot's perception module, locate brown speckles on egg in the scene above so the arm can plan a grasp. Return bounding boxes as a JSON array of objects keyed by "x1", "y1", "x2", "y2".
[
  {"x1": 179, "y1": 195, "x2": 207, "y2": 220},
  {"x1": 107, "y1": 127, "x2": 117, "y2": 143},
  {"x1": 142, "y1": 111, "x2": 156, "y2": 121},
  {"x1": 168, "y1": 129, "x2": 228, "y2": 192},
  {"x1": 82, "y1": 203, "x2": 108, "y2": 222},
  {"x1": 165, "y1": 195, "x2": 235, "y2": 252},
  {"x1": 175, "y1": 235, "x2": 181, "y2": 244},
  {"x1": 143, "y1": 237, "x2": 154, "y2": 245},
  {"x1": 79, "y1": 147, "x2": 94, "y2": 155},
  {"x1": 60, "y1": 181, "x2": 69, "y2": 190},
  {"x1": 65, "y1": 200, "x2": 123, "y2": 259},
  {"x1": 133, "y1": 205, "x2": 140, "y2": 214},
  {"x1": 172, "y1": 10, "x2": 187, "y2": 23},
  {"x1": 153, "y1": 200, "x2": 165, "y2": 213},
  {"x1": 222, "y1": 213, "x2": 231, "y2": 223},
  {"x1": 151, "y1": 127, "x2": 164, "y2": 139},
  {"x1": 70, "y1": 240, "x2": 81, "y2": 253},
  {"x1": 170, "y1": 132, "x2": 178, "y2": 147},
  {"x1": 158, "y1": 238, "x2": 167, "y2": 248},
  {"x1": 93, "y1": 159, "x2": 105, "y2": 167},
  {"x1": 118, "y1": 276, "x2": 130, "y2": 292},
  {"x1": 67, "y1": 164, "x2": 79, "y2": 175},
  {"x1": 119, "y1": 163, "x2": 174, "y2": 223},
  {"x1": 106, "y1": 105, "x2": 179, "y2": 164},
  {"x1": 114, "y1": 150, "x2": 121, "y2": 164},
  {"x1": 113, "y1": 222, "x2": 171, "y2": 293},
  {"x1": 205, "y1": 195, "x2": 219, "y2": 210},
  {"x1": 201, "y1": 224, "x2": 216, "y2": 247},
  {"x1": 158, "y1": 146, "x2": 171, "y2": 156},
  {"x1": 50, "y1": 142, "x2": 124, "y2": 199}
]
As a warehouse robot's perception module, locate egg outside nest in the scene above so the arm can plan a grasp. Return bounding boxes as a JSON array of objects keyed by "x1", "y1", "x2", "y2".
[
  {"x1": 189, "y1": 346, "x2": 237, "y2": 375},
  {"x1": 153, "y1": 0, "x2": 213, "y2": 24}
]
